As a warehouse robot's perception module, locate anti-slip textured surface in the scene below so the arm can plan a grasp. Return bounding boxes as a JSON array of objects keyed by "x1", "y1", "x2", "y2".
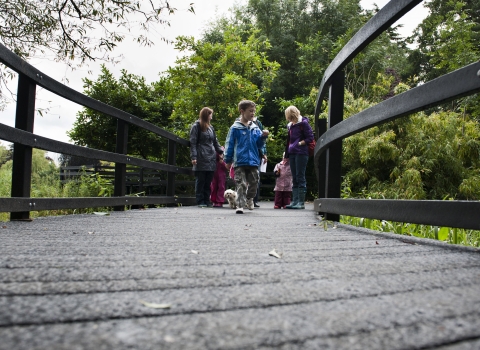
[{"x1": 1, "y1": 203, "x2": 479, "y2": 349}]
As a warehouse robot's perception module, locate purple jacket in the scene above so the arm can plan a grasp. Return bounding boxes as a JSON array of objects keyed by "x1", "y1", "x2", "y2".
[{"x1": 285, "y1": 116, "x2": 314, "y2": 157}]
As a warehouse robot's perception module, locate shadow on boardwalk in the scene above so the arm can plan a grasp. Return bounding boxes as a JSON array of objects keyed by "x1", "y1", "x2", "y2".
[{"x1": 1, "y1": 203, "x2": 479, "y2": 349}]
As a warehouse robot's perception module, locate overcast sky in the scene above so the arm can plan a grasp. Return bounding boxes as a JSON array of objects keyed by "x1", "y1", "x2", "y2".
[{"x1": 0, "y1": 0, "x2": 429, "y2": 157}]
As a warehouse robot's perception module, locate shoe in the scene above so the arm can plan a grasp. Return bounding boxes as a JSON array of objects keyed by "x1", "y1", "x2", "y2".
[
  {"x1": 274, "y1": 206, "x2": 281, "y2": 209},
  {"x1": 246, "y1": 198, "x2": 254, "y2": 210},
  {"x1": 254, "y1": 203, "x2": 260, "y2": 208},
  {"x1": 198, "y1": 204, "x2": 207, "y2": 208},
  {"x1": 206, "y1": 203, "x2": 213, "y2": 208},
  {"x1": 213, "y1": 203, "x2": 223, "y2": 208},
  {"x1": 236, "y1": 207, "x2": 244, "y2": 214}
]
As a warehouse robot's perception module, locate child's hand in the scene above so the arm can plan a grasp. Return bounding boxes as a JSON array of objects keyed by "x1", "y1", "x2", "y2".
[
  {"x1": 226, "y1": 163, "x2": 232, "y2": 170},
  {"x1": 262, "y1": 130, "x2": 269, "y2": 137}
]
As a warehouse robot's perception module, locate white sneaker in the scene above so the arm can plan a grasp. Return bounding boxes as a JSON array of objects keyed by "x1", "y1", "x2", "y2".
[
  {"x1": 246, "y1": 198, "x2": 254, "y2": 210},
  {"x1": 236, "y1": 207, "x2": 244, "y2": 214}
]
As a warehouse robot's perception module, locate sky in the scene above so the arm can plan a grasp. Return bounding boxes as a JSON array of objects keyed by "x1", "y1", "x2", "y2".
[{"x1": 0, "y1": 0, "x2": 429, "y2": 160}]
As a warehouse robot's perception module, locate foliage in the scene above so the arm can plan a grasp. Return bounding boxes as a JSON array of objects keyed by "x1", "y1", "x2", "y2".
[
  {"x1": 68, "y1": 65, "x2": 173, "y2": 161},
  {"x1": 341, "y1": 216, "x2": 480, "y2": 248},
  {"x1": 341, "y1": 103, "x2": 480, "y2": 200},
  {"x1": 0, "y1": 142, "x2": 11, "y2": 167},
  {"x1": 0, "y1": 149, "x2": 114, "y2": 221},
  {"x1": 409, "y1": 0, "x2": 479, "y2": 83},
  {"x1": 242, "y1": 0, "x2": 365, "y2": 126},
  {"x1": 167, "y1": 26, "x2": 280, "y2": 141},
  {"x1": 0, "y1": 0, "x2": 193, "y2": 64}
]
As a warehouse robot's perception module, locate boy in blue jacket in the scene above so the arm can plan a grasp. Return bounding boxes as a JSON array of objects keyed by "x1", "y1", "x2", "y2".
[{"x1": 225, "y1": 100, "x2": 269, "y2": 214}]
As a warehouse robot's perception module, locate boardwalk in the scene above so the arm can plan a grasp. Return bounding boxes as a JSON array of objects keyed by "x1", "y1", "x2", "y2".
[{"x1": 1, "y1": 203, "x2": 479, "y2": 349}]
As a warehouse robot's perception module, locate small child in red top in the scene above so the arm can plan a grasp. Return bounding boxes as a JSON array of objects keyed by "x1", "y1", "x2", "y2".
[
  {"x1": 210, "y1": 147, "x2": 227, "y2": 207},
  {"x1": 273, "y1": 154, "x2": 293, "y2": 209}
]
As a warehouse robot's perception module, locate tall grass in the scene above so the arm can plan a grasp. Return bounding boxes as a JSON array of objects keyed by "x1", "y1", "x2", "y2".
[{"x1": 341, "y1": 215, "x2": 480, "y2": 248}]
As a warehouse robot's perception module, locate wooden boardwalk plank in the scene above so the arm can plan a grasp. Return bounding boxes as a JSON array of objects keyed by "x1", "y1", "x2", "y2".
[{"x1": 0, "y1": 203, "x2": 479, "y2": 349}]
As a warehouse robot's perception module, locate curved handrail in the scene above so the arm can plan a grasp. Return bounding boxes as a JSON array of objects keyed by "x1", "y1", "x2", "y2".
[
  {"x1": 0, "y1": 43, "x2": 189, "y2": 147},
  {"x1": 314, "y1": 0, "x2": 423, "y2": 117},
  {"x1": 314, "y1": 62, "x2": 480, "y2": 164},
  {"x1": 0, "y1": 122, "x2": 192, "y2": 175}
]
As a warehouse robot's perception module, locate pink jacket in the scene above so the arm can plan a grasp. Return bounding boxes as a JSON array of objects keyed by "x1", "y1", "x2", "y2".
[{"x1": 273, "y1": 160, "x2": 293, "y2": 191}]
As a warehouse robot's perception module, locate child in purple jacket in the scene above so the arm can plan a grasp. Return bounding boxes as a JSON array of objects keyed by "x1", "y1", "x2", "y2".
[{"x1": 273, "y1": 153, "x2": 293, "y2": 209}]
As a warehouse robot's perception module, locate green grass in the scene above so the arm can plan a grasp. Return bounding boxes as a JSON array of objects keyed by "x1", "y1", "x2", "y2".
[{"x1": 341, "y1": 215, "x2": 480, "y2": 248}]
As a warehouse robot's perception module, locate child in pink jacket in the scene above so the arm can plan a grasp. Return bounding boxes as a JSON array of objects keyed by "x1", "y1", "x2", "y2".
[
  {"x1": 273, "y1": 154, "x2": 293, "y2": 209},
  {"x1": 210, "y1": 148, "x2": 227, "y2": 207}
]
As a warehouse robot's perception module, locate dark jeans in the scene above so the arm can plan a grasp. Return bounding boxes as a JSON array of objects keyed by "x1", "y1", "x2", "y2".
[
  {"x1": 289, "y1": 154, "x2": 309, "y2": 189},
  {"x1": 195, "y1": 171, "x2": 214, "y2": 205}
]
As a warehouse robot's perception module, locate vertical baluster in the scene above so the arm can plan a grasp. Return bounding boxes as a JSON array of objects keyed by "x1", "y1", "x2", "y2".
[
  {"x1": 325, "y1": 70, "x2": 345, "y2": 222},
  {"x1": 315, "y1": 118, "x2": 327, "y2": 199},
  {"x1": 166, "y1": 139, "x2": 176, "y2": 206},
  {"x1": 114, "y1": 119, "x2": 128, "y2": 211},
  {"x1": 10, "y1": 75, "x2": 36, "y2": 221}
]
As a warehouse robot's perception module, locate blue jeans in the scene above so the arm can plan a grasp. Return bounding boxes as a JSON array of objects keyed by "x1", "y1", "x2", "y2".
[
  {"x1": 289, "y1": 154, "x2": 309, "y2": 189},
  {"x1": 195, "y1": 171, "x2": 214, "y2": 205}
]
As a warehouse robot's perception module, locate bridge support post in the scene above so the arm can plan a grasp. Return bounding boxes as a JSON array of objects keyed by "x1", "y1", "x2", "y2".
[
  {"x1": 324, "y1": 70, "x2": 344, "y2": 222},
  {"x1": 114, "y1": 120, "x2": 128, "y2": 211},
  {"x1": 316, "y1": 119, "x2": 327, "y2": 199},
  {"x1": 166, "y1": 139, "x2": 177, "y2": 207},
  {"x1": 10, "y1": 75, "x2": 36, "y2": 221}
]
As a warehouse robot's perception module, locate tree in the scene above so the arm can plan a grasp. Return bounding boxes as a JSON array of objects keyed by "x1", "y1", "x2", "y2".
[
  {"x1": 167, "y1": 26, "x2": 280, "y2": 141},
  {"x1": 68, "y1": 65, "x2": 174, "y2": 161},
  {"x1": 0, "y1": 0, "x2": 194, "y2": 64},
  {"x1": 406, "y1": 0, "x2": 480, "y2": 117}
]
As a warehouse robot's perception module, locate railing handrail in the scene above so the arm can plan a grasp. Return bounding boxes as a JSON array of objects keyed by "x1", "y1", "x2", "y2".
[
  {"x1": 0, "y1": 43, "x2": 196, "y2": 218},
  {"x1": 0, "y1": 43, "x2": 188, "y2": 146},
  {"x1": 312, "y1": 0, "x2": 480, "y2": 231},
  {"x1": 315, "y1": 62, "x2": 480, "y2": 157},
  {"x1": 314, "y1": 0, "x2": 423, "y2": 117}
]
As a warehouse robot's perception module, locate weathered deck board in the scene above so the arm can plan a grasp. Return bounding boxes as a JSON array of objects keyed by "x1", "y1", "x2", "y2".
[{"x1": 1, "y1": 203, "x2": 479, "y2": 349}]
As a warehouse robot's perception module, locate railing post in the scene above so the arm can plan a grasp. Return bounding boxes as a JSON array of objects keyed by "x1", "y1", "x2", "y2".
[
  {"x1": 166, "y1": 139, "x2": 177, "y2": 206},
  {"x1": 316, "y1": 118, "x2": 327, "y2": 199},
  {"x1": 10, "y1": 75, "x2": 36, "y2": 221},
  {"x1": 325, "y1": 70, "x2": 345, "y2": 222},
  {"x1": 113, "y1": 120, "x2": 128, "y2": 211}
]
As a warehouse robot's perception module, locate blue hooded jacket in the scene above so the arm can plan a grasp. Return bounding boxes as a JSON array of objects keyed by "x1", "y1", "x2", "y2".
[{"x1": 224, "y1": 120, "x2": 266, "y2": 167}]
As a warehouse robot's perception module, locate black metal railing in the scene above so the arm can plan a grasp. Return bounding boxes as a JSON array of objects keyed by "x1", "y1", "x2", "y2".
[
  {"x1": 0, "y1": 43, "x2": 196, "y2": 220},
  {"x1": 313, "y1": 0, "x2": 480, "y2": 230}
]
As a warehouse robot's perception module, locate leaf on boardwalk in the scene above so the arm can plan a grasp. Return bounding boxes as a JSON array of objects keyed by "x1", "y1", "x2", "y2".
[
  {"x1": 93, "y1": 212, "x2": 109, "y2": 216},
  {"x1": 190, "y1": 250, "x2": 199, "y2": 254},
  {"x1": 139, "y1": 300, "x2": 171, "y2": 309},
  {"x1": 269, "y1": 248, "x2": 282, "y2": 259},
  {"x1": 88, "y1": 231, "x2": 95, "y2": 234}
]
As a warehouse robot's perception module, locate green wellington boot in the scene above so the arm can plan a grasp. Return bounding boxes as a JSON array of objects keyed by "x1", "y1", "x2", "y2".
[
  {"x1": 292, "y1": 188, "x2": 306, "y2": 209},
  {"x1": 285, "y1": 188, "x2": 299, "y2": 209}
]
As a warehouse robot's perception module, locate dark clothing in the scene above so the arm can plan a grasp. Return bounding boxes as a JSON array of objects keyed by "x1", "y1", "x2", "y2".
[
  {"x1": 285, "y1": 116, "x2": 314, "y2": 158},
  {"x1": 274, "y1": 191, "x2": 292, "y2": 208},
  {"x1": 289, "y1": 154, "x2": 309, "y2": 189},
  {"x1": 195, "y1": 170, "x2": 214, "y2": 205},
  {"x1": 190, "y1": 120, "x2": 223, "y2": 205},
  {"x1": 190, "y1": 122, "x2": 223, "y2": 172}
]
